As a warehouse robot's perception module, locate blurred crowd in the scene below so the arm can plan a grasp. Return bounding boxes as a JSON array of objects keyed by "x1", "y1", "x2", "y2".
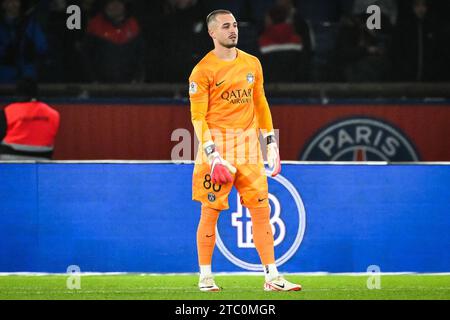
[{"x1": 1, "y1": 0, "x2": 450, "y2": 84}]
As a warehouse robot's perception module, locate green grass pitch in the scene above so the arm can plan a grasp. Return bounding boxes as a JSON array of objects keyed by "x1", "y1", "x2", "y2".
[{"x1": 0, "y1": 274, "x2": 449, "y2": 300}]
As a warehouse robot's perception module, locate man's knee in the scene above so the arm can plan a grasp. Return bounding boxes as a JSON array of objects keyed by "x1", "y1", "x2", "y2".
[{"x1": 200, "y1": 205, "x2": 221, "y2": 223}]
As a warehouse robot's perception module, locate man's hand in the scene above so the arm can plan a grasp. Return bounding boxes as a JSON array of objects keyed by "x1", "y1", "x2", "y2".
[
  {"x1": 265, "y1": 132, "x2": 281, "y2": 177},
  {"x1": 204, "y1": 141, "x2": 236, "y2": 185}
]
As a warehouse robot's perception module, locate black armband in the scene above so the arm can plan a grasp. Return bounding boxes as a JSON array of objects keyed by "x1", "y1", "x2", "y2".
[
  {"x1": 204, "y1": 143, "x2": 216, "y2": 157},
  {"x1": 266, "y1": 135, "x2": 276, "y2": 145}
]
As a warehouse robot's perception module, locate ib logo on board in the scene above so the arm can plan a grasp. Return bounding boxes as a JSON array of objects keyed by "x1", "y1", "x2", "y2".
[{"x1": 216, "y1": 170, "x2": 306, "y2": 271}]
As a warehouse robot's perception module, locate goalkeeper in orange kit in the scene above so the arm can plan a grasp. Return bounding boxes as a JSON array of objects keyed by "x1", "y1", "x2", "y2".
[{"x1": 189, "y1": 9, "x2": 301, "y2": 292}]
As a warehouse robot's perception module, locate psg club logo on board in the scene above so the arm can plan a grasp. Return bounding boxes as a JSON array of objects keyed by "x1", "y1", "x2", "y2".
[
  {"x1": 216, "y1": 171, "x2": 306, "y2": 271},
  {"x1": 300, "y1": 117, "x2": 419, "y2": 161}
]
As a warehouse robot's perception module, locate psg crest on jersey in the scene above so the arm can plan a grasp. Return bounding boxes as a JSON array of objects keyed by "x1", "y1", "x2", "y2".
[
  {"x1": 300, "y1": 117, "x2": 419, "y2": 161},
  {"x1": 246, "y1": 73, "x2": 254, "y2": 84}
]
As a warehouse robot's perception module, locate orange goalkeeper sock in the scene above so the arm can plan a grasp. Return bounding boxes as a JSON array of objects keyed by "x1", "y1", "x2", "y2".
[
  {"x1": 197, "y1": 206, "x2": 220, "y2": 265},
  {"x1": 249, "y1": 207, "x2": 275, "y2": 265}
]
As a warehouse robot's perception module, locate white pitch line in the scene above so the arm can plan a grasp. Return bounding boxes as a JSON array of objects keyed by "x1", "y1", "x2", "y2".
[{"x1": 1, "y1": 272, "x2": 450, "y2": 276}]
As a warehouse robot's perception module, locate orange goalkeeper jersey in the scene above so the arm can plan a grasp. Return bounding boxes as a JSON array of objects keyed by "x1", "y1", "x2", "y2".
[{"x1": 189, "y1": 49, "x2": 274, "y2": 163}]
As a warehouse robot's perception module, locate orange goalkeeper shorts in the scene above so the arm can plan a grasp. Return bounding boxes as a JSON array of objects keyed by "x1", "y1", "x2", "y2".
[{"x1": 192, "y1": 162, "x2": 269, "y2": 211}]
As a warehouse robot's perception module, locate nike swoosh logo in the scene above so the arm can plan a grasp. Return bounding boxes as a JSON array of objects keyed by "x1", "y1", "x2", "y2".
[
  {"x1": 215, "y1": 80, "x2": 225, "y2": 87},
  {"x1": 206, "y1": 234, "x2": 215, "y2": 238},
  {"x1": 258, "y1": 198, "x2": 267, "y2": 202},
  {"x1": 275, "y1": 283, "x2": 285, "y2": 288}
]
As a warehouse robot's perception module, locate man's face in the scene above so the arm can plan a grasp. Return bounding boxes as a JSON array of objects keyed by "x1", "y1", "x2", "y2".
[
  {"x1": 174, "y1": 0, "x2": 193, "y2": 10},
  {"x1": 209, "y1": 14, "x2": 238, "y2": 49},
  {"x1": 81, "y1": 0, "x2": 95, "y2": 11},
  {"x1": 105, "y1": 0, "x2": 125, "y2": 22},
  {"x1": 2, "y1": 0, "x2": 21, "y2": 17},
  {"x1": 413, "y1": 0, "x2": 427, "y2": 19}
]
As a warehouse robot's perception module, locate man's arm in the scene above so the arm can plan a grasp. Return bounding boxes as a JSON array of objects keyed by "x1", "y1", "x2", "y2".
[
  {"x1": 254, "y1": 95, "x2": 274, "y2": 137},
  {"x1": 190, "y1": 101, "x2": 213, "y2": 146},
  {"x1": 253, "y1": 58, "x2": 274, "y2": 135},
  {"x1": 189, "y1": 68, "x2": 212, "y2": 145},
  {"x1": 189, "y1": 70, "x2": 236, "y2": 184},
  {"x1": 253, "y1": 58, "x2": 281, "y2": 177},
  {"x1": 0, "y1": 109, "x2": 6, "y2": 140}
]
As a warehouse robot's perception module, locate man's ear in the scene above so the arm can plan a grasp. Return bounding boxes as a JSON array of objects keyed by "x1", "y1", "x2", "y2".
[{"x1": 208, "y1": 28, "x2": 215, "y2": 39}]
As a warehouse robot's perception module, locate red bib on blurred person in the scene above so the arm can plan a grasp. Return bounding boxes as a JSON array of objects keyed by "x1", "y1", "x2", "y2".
[{"x1": 2, "y1": 101, "x2": 60, "y2": 159}]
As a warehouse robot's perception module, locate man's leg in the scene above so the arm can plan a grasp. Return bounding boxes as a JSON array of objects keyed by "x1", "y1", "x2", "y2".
[
  {"x1": 196, "y1": 205, "x2": 221, "y2": 291},
  {"x1": 248, "y1": 206, "x2": 278, "y2": 279},
  {"x1": 249, "y1": 206, "x2": 301, "y2": 291},
  {"x1": 193, "y1": 162, "x2": 233, "y2": 291},
  {"x1": 197, "y1": 205, "x2": 220, "y2": 270},
  {"x1": 235, "y1": 163, "x2": 301, "y2": 291}
]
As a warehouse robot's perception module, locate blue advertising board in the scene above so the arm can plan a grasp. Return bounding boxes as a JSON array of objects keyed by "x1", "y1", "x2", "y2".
[{"x1": 0, "y1": 162, "x2": 449, "y2": 273}]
